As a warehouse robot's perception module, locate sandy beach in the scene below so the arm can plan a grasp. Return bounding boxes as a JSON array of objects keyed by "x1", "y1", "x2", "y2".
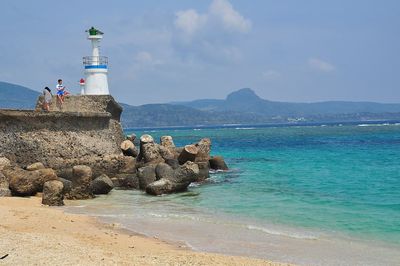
[{"x1": 0, "y1": 196, "x2": 287, "y2": 266}]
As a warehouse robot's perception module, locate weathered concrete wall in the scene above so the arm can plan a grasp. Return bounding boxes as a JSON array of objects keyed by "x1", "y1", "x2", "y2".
[{"x1": 0, "y1": 95, "x2": 126, "y2": 178}]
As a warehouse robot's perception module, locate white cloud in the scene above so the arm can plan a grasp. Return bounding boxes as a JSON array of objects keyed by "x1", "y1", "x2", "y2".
[
  {"x1": 134, "y1": 51, "x2": 162, "y2": 66},
  {"x1": 174, "y1": 0, "x2": 251, "y2": 36},
  {"x1": 174, "y1": 9, "x2": 207, "y2": 36},
  {"x1": 308, "y1": 58, "x2": 335, "y2": 72},
  {"x1": 209, "y1": 0, "x2": 251, "y2": 33},
  {"x1": 262, "y1": 70, "x2": 281, "y2": 80}
]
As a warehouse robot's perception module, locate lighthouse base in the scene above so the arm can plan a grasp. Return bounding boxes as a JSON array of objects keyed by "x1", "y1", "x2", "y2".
[{"x1": 84, "y1": 68, "x2": 109, "y2": 95}]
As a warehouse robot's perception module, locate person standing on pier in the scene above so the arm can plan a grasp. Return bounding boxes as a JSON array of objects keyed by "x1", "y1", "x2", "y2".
[{"x1": 56, "y1": 79, "x2": 66, "y2": 105}]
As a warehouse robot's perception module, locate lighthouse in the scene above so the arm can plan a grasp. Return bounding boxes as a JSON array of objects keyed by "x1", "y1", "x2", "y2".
[{"x1": 82, "y1": 27, "x2": 109, "y2": 95}]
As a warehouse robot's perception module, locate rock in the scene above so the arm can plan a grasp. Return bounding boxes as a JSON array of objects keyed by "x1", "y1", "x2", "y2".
[
  {"x1": 173, "y1": 161, "x2": 200, "y2": 184},
  {"x1": 111, "y1": 174, "x2": 139, "y2": 189},
  {"x1": 140, "y1": 134, "x2": 154, "y2": 144},
  {"x1": 36, "y1": 168, "x2": 58, "y2": 191},
  {"x1": 71, "y1": 165, "x2": 92, "y2": 186},
  {"x1": 66, "y1": 165, "x2": 94, "y2": 200},
  {"x1": 195, "y1": 161, "x2": 210, "y2": 182},
  {"x1": 160, "y1": 136, "x2": 175, "y2": 149},
  {"x1": 195, "y1": 138, "x2": 211, "y2": 162},
  {"x1": 120, "y1": 140, "x2": 138, "y2": 157},
  {"x1": 137, "y1": 165, "x2": 156, "y2": 190},
  {"x1": 209, "y1": 156, "x2": 228, "y2": 170},
  {"x1": 146, "y1": 161, "x2": 199, "y2": 195},
  {"x1": 5, "y1": 167, "x2": 42, "y2": 196},
  {"x1": 158, "y1": 145, "x2": 175, "y2": 161},
  {"x1": 0, "y1": 157, "x2": 11, "y2": 171},
  {"x1": 26, "y1": 162, "x2": 45, "y2": 171},
  {"x1": 90, "y1": 174, "x2": 114, "y2": 195},
  {"x1": 155, "y1": 163, "x2": 174, "y2": 180},
  {"x1": 119, "y1": 156, "x2": 137, "y2": 174},
  {"x1": 42, "y1": 180, "x2": 64, "y2": 206},
  {"x1": 57, "y1": 168, "x2": 73, "y2": 181},
  {"x1": 145, "y1": 179, "x2": 174, "y2": 196},
  {"x1": 4, "y1": 167, "x2": 58, "y2": 196},
  {"x1": 165, "y1": 158, "x2": 180, "y2": 170},
  {"x1": 0, "y1": 172, "x2": 11, "y2": 197},
  {"x1": 58, "y1": 177, "x2": 72, "y2": 194},
  {"x1": 141, "y1": 142, "x2": 164, "y2": 164},
  {"x1": 178, "y1": 145, "x2": 199, "y2": 165}
]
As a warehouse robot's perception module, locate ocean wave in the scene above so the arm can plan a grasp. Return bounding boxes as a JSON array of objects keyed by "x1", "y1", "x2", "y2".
[
  {"x1": 235, "y1": 127, "x2": 256, "y2": 130},
  {"x1": 148, "y1": 212, "x2": 202, "y2": 221},
  {"x1": 246, "y1": 225, "x2": 318, "y2": 240},
  {"x1": 357, "y1": 123, "x2": 391, "y2": 127},
  {"x1": 93, "y1": 214, "x2": 130, "y2": 218},
  {"x1": 193, "y1": 129, "x2": 202, "y2": 131}
]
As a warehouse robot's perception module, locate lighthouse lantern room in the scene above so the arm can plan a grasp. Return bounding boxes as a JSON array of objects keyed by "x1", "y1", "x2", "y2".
[{"x1": 82, "y1": 27, "x2": 109, "y2": 95}]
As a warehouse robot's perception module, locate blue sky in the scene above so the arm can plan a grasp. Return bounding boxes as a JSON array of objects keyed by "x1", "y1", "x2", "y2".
[{"x1": 0, "y1": 0, "x2": 399, "y2": 105}]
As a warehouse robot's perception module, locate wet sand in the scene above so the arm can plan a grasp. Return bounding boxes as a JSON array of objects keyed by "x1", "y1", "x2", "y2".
[{"x1": 0, "y1": 196, "x2": 287, "y2": 265}]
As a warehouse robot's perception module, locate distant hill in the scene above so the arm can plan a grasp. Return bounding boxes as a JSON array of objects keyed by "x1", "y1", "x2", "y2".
[
  {"x1": 2, "y1": 81, "x2": 400, "y2": 127},
  {"x1": 120, "y1": 103, "x2": 268, "y2": 128},
  {"x1": 174, "y1": 88, "x2": 400, "y2": 117},
  {"x1": 0, "y1": 81, "x2": 40, "y2": 109}
]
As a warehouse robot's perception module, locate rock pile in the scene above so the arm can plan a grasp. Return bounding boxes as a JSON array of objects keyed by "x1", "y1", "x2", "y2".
[{"x1": 0, "y1": 134, "x2": 228, "y2": 204}]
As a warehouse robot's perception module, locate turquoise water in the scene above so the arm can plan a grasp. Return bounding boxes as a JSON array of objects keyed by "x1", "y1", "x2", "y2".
[
  {"x1": 130, "y1": 123, "x2": 400, "y2": 246},
  {"x1": 66, "y1": 122, "x2": 400, "y2": 265}
]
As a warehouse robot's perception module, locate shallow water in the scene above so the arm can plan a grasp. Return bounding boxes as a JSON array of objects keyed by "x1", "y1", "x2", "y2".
[{"x1": 66, "y1": 122, "x2": 400, "y2": 265}]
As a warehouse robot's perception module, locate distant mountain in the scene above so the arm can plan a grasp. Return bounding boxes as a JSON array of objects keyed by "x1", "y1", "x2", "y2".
[
  {"x1": 120, "y1": 103, "x2": 268, "y2": 128},
  {"x1": 0, "y1": 81, "x2": 40, "y2": 109},
  {"x1": 174, "y1": 88, "x2": 400, "y2": 116}
]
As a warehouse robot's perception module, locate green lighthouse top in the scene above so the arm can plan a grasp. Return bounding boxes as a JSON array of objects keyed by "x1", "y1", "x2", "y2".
[{"x1": 87, "y1": 27, "x2": 104, "y2": 36}]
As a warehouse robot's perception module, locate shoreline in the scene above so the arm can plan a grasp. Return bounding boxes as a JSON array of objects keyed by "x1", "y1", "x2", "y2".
[
  {"x1": 63, "y1": 190, "x2": 400, "y2": 266},
  {"x1": 0, "y1": 196, "x2": 285, "y2": 265}
]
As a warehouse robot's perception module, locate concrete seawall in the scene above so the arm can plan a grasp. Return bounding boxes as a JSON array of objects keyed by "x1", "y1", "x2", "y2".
[{"x1": 0, "y1": 95, "x2": 126, "y2": 178}]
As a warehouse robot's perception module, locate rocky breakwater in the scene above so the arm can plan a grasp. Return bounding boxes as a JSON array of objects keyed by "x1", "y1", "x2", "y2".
[
  {"x1": 133, "y1": 134, "x2": 228, "y2": 195},
  {"x1": 0, "y1": 94, "x2": 229, "y2": 203}
]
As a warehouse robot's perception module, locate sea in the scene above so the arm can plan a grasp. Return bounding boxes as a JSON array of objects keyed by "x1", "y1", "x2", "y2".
[{"x1": 65, "y1": 121, "x2": 400, "y2": 266}]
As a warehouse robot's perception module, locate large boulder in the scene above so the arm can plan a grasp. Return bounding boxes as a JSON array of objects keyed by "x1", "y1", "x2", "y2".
[
  {"x1": 160, "y1": 136, "x2": 175, "y2": 149},
  {"x1": 58, "y1": 177, "x2": 72, "y2": 194},
  {"x1": 195, "y1": 138, "x2": 211, "y2": 162},
  {"x1": 36, "y1": 168, "x2": 58, "y2": 191},
  {"x1": 42, "y1": 180, "x2": 64, "y2": 206},
  {"x1": 178, "y1": 145, "x2": 199, "y2": 165},
  {"x1": 66, "y1": 165, "x2": 94, "y2": 200},
  {"x1": 111, "y1": 174, "x2": 139, "y2": 189},
  {"x1": 146, "y1": 161, "x2": 199, "y2": 195},
  {"x1": 0, "y1": 172, "x2": 11, "y2": 197},
  {"x1": 120, "y1": 140, "x2": 138, "y2": 157},
  {"x1": 119, "y1": 156, "x2": 137, "y2": 174},
  {"x1": 165, "y1": 158, "x2": 180, "y2": 170},
  {"x1": 4, "y1": 167, "x2": 58, "y2": 196},
  {"x1": 158, "y1": 145, "x2": 175, "y2": 161},
  {"x1": 209, "y1": 156, "x2": 229, "y2": 171},
  {"x1": 195, "y1": 161, "x2": 210, "y2": 182},
  {"x1": 26, "y1": 162, "x2": 45, "y2": 171},
  {"x1": 90, "y1": 174, "x2": 114, "y2": 195},
  {"x1": 155, "y1": 163, "x2": 174, "y2": 180},
  {"x1": 137, "y1": 165, "x2": 157, "y2": 190},
  {"x1": 141, "y1": 142, "x2": 164, "y2": 165}
]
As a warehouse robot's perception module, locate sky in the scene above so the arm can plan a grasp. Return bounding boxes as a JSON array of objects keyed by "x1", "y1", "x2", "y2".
[{"x1": 0, "y1": 0, "x2": 399, "y2": 105}]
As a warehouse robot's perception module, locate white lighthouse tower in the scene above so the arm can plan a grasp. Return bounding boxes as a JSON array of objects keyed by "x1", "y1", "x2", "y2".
[{"x1": 82, "y1": 27, "x2": 109, "y2": 95}]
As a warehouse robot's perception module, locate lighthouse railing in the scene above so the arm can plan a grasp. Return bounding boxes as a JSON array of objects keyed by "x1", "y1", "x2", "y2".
[{"x1": 83, "y1": 56, "x2": 108, "y2": 66}]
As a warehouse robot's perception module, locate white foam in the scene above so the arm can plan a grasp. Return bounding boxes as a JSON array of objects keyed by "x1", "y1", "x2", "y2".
[
  {"x1": 235, "y1": 127, "x2": 256, "y2": 130},
  {"x1": 246, "y1": 225, "x2": 318, "y2": 240},
  {"x1": 358, "y1": 123, "x2": 391, "y2": 127}
]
